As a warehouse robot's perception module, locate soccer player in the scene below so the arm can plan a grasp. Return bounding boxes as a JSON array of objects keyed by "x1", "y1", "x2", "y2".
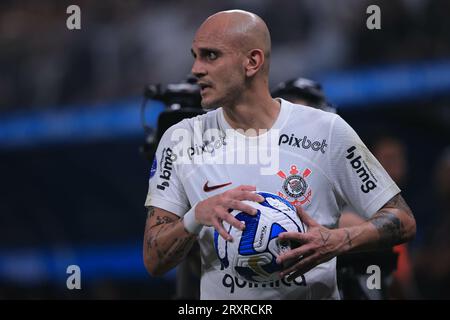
[{"x1": 143, "y1": 10, "x2": 416, "y2": 299}]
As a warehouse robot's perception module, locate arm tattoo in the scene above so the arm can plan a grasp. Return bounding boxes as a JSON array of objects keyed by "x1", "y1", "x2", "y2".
[
  {"x1": 155, "y1": 215, "x2": 175, "y2": 226},
  {"x1": 383, "y1": 194, "x2": 414, "y2": 217},
  {"x1": 344, "y1": 228, "x2": 353, "y2": 248},
  {"x1": 369, "y1": 194, "x2": 412, "y2": 247},
  {"x1": 319, "y1": 229, "x2": 331, "y2": 245},
  {"x1": 147, "y1": 207, "x2": 155, "y2": 219},
  {"x1": 145, "y1": 206, "x2": 196, "y2": 270},
  {"x1": 164, "y1": 236, "x2": 196, "y2": 265},
  {"x1": 145, "y1": 213, "x2": 176, "y2": 252},
  {"x1": 369, "y1": 210, "x2": 403, "y2": 247},
  {"x1": 151, "y1": 224, "x2": 195, "y2": 269}
]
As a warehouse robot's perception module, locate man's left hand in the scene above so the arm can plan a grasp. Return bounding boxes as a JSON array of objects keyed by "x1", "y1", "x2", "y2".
[{"x1": 276, "y1": 205, "x2": 347, "y2": 281}]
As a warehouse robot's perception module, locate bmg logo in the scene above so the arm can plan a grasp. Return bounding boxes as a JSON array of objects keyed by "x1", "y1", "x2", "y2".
[{"x1": 346, "y1": 146, "x2": 377, "y2": 193}]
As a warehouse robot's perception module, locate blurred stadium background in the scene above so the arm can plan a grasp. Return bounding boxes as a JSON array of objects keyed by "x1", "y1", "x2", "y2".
[{"x1": 0, "y1": 0, "x2": 449, "y2": 299}]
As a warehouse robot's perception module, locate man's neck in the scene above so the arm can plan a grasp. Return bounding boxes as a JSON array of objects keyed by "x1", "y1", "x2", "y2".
[{"x1": 222, "y1": 92, "x2": 281, "y2": 136}]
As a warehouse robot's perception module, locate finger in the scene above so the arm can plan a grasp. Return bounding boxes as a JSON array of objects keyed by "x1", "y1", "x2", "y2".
[
  {"x1": 279, "y1": 259, "x2": 303, "y2": 278},
  {"x1": 236, "y1": 185, "x2": 257, "y2": 192},
  {"x1": 278, "y1": 231, "x2": 308, "y2": 243},
  {"x1": 218, "y1": 209, "x2": 245, "y2": 231},
  {"x1": 276, "y1": 244, "x2": 313, "y2": 265},
  {"x1": 212, "y1": 219, "x2": 232, "y2": 241},
  {"x1": 295, "y1": 205, "x2": 319, "y2": 228},
  {"x1": 287, "y1": 261, "x2": 315, "y2": 282},
  {"x1": 227, "y1": 199, "x2": 258, "y2": 216},
  {"x1": 234, "y1": 191, "x2": 265, "y2": 203},
  {"x1": 280, "y1": 254, "x2": 318, "y2": 279},
  {"x1": 286, "y1": 270, "x2": 305, "y2": 283}
]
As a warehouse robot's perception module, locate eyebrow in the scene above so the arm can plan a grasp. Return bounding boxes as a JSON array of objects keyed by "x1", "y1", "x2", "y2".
[{"x1": 191, "y1": 47, "x2": 221, "y2": 57}]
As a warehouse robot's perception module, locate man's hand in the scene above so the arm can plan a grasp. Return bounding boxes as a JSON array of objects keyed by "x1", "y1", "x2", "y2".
[
  {"x1": 276, "y1": 193, "x2": 416, "y2": 281},
  {"x1": 195, "y1": 185, "x2": 264, "y2": 241},
  {"x1": 276, "y1": 205, "x2": 347, "y2": 281}
]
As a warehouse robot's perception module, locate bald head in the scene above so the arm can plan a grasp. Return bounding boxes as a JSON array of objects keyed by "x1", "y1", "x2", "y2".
[{"x1": 195, "y1": 10, "x2": 271, "y2": 75}]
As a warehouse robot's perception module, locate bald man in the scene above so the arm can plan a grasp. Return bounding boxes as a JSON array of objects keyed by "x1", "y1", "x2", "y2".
[{"x1": 143, "y1": 10, "x2": 416, "y2": 299}]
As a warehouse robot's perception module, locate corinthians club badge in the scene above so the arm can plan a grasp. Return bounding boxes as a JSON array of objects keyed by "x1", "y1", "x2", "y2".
[{"x1": 277, "y1": 164, "x2": 312, "y2": 206}]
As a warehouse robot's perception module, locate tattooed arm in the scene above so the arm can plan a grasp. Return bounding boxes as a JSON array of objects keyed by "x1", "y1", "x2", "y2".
[
  {"x1": 143, "y1": 186, "x2": 265, "y2": 276},
  {"x1": 341, "y1": 193, "x2": 416, "y2": 252},
  {"x1": 277, "y1": 193, "x2": 416, "y2": 279},
  {"x1": 143, "y1": 206, "x2": 197, "y2": 276}
]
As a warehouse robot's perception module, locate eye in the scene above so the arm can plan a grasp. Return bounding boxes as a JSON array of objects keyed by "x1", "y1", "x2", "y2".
[
  {"x1": 207, "y1": 51, "x2": 217, "y2": 60},
  {"x1": 190, "y1": 49, "x2": 197, "y2": 59}
]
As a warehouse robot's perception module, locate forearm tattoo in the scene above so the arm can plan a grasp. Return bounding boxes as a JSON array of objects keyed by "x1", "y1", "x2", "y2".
[
  {"x1": 344, "y1": 229, "x2": 353, "y2": 248},
  {"x1": 368, "y1": 194, "x2": 414, "y2": 247},
  {"x1": 383, "y1": 193, "x2": 414, "y2": 216},
  {"x1": 369, "y1": 210, "x2": 403, "y2": 247},
  {"x1": 319, "y1": 229, "x2": 331, "y2": 245},
  {"x1": 145, "y1": 207, "x2": 196, "y2": 269},
  {"x1": 147, "y1": 207, "x2": 155, "y2": 219}
]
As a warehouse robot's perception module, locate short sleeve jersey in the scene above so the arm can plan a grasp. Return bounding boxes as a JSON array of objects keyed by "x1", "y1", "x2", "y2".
[{"x1": 146, "y1": 98, "x2": 400, "y2": 299}]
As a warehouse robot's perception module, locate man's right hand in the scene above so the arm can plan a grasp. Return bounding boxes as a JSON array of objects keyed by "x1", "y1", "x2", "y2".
[{"x1": 195, "y1": 185, "x2": 264, "y2": 241}]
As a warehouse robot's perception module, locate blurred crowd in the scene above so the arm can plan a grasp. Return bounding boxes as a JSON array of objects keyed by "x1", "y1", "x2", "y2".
[
  {"x1": 1, "y1": 0, "x2": 449, "y2": 113},
  {"x1": 413, "y1": 147, "x2": 450, "y2": 299},
  {"x1": 356, "y1": 136, "x2": 450, "y2": 299}
]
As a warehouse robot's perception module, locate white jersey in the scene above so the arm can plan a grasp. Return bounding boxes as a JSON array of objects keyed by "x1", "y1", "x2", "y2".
[{"x1": 145, "y1": 98, "x2": 400, "y2": 300}]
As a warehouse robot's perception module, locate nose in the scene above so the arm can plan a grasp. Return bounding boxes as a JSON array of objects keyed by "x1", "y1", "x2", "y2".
[{"x1": 191, "y1": 59, "x2": 206, "y2": 79}]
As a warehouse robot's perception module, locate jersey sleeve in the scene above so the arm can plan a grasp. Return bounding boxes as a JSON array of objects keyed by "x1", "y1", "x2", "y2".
[
  {"x1": 328, "y1": 115, "x2": 400, "y2": 219},
  {"x1": 145, "y1": 122, "x2": 190, "y2": 218}
]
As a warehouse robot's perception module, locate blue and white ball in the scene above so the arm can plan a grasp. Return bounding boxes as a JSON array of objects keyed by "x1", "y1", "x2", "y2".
[{"x1": 214, "y1": 191, "x2": 306, "y2": 283}]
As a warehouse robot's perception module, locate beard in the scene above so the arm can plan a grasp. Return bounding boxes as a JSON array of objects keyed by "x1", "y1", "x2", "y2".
[
  {"x1": 201, "y1": 101, "x2": 220, "y2": 111},
  {"x1": 202, "y1": 84, "x2": 243, "y2": 110},
  {"x1": 200, "y1": 92, "x2": 221, "y2": 110}
]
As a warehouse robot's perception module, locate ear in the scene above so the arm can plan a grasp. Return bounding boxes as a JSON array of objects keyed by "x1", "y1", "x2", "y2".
[{"x1": 244, "y1": 49, "x2": 264, "y2": 77}]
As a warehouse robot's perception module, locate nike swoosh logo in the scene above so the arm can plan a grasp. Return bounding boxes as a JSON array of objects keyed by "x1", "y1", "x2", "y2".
[{"x1": 203, "y1": 181, "x2": 232, "y2": 192}]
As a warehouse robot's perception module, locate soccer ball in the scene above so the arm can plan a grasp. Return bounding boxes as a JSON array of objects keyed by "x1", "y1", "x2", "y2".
[{"x1": 213, "y1": 191, "x2": 306, "y2": 283}]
